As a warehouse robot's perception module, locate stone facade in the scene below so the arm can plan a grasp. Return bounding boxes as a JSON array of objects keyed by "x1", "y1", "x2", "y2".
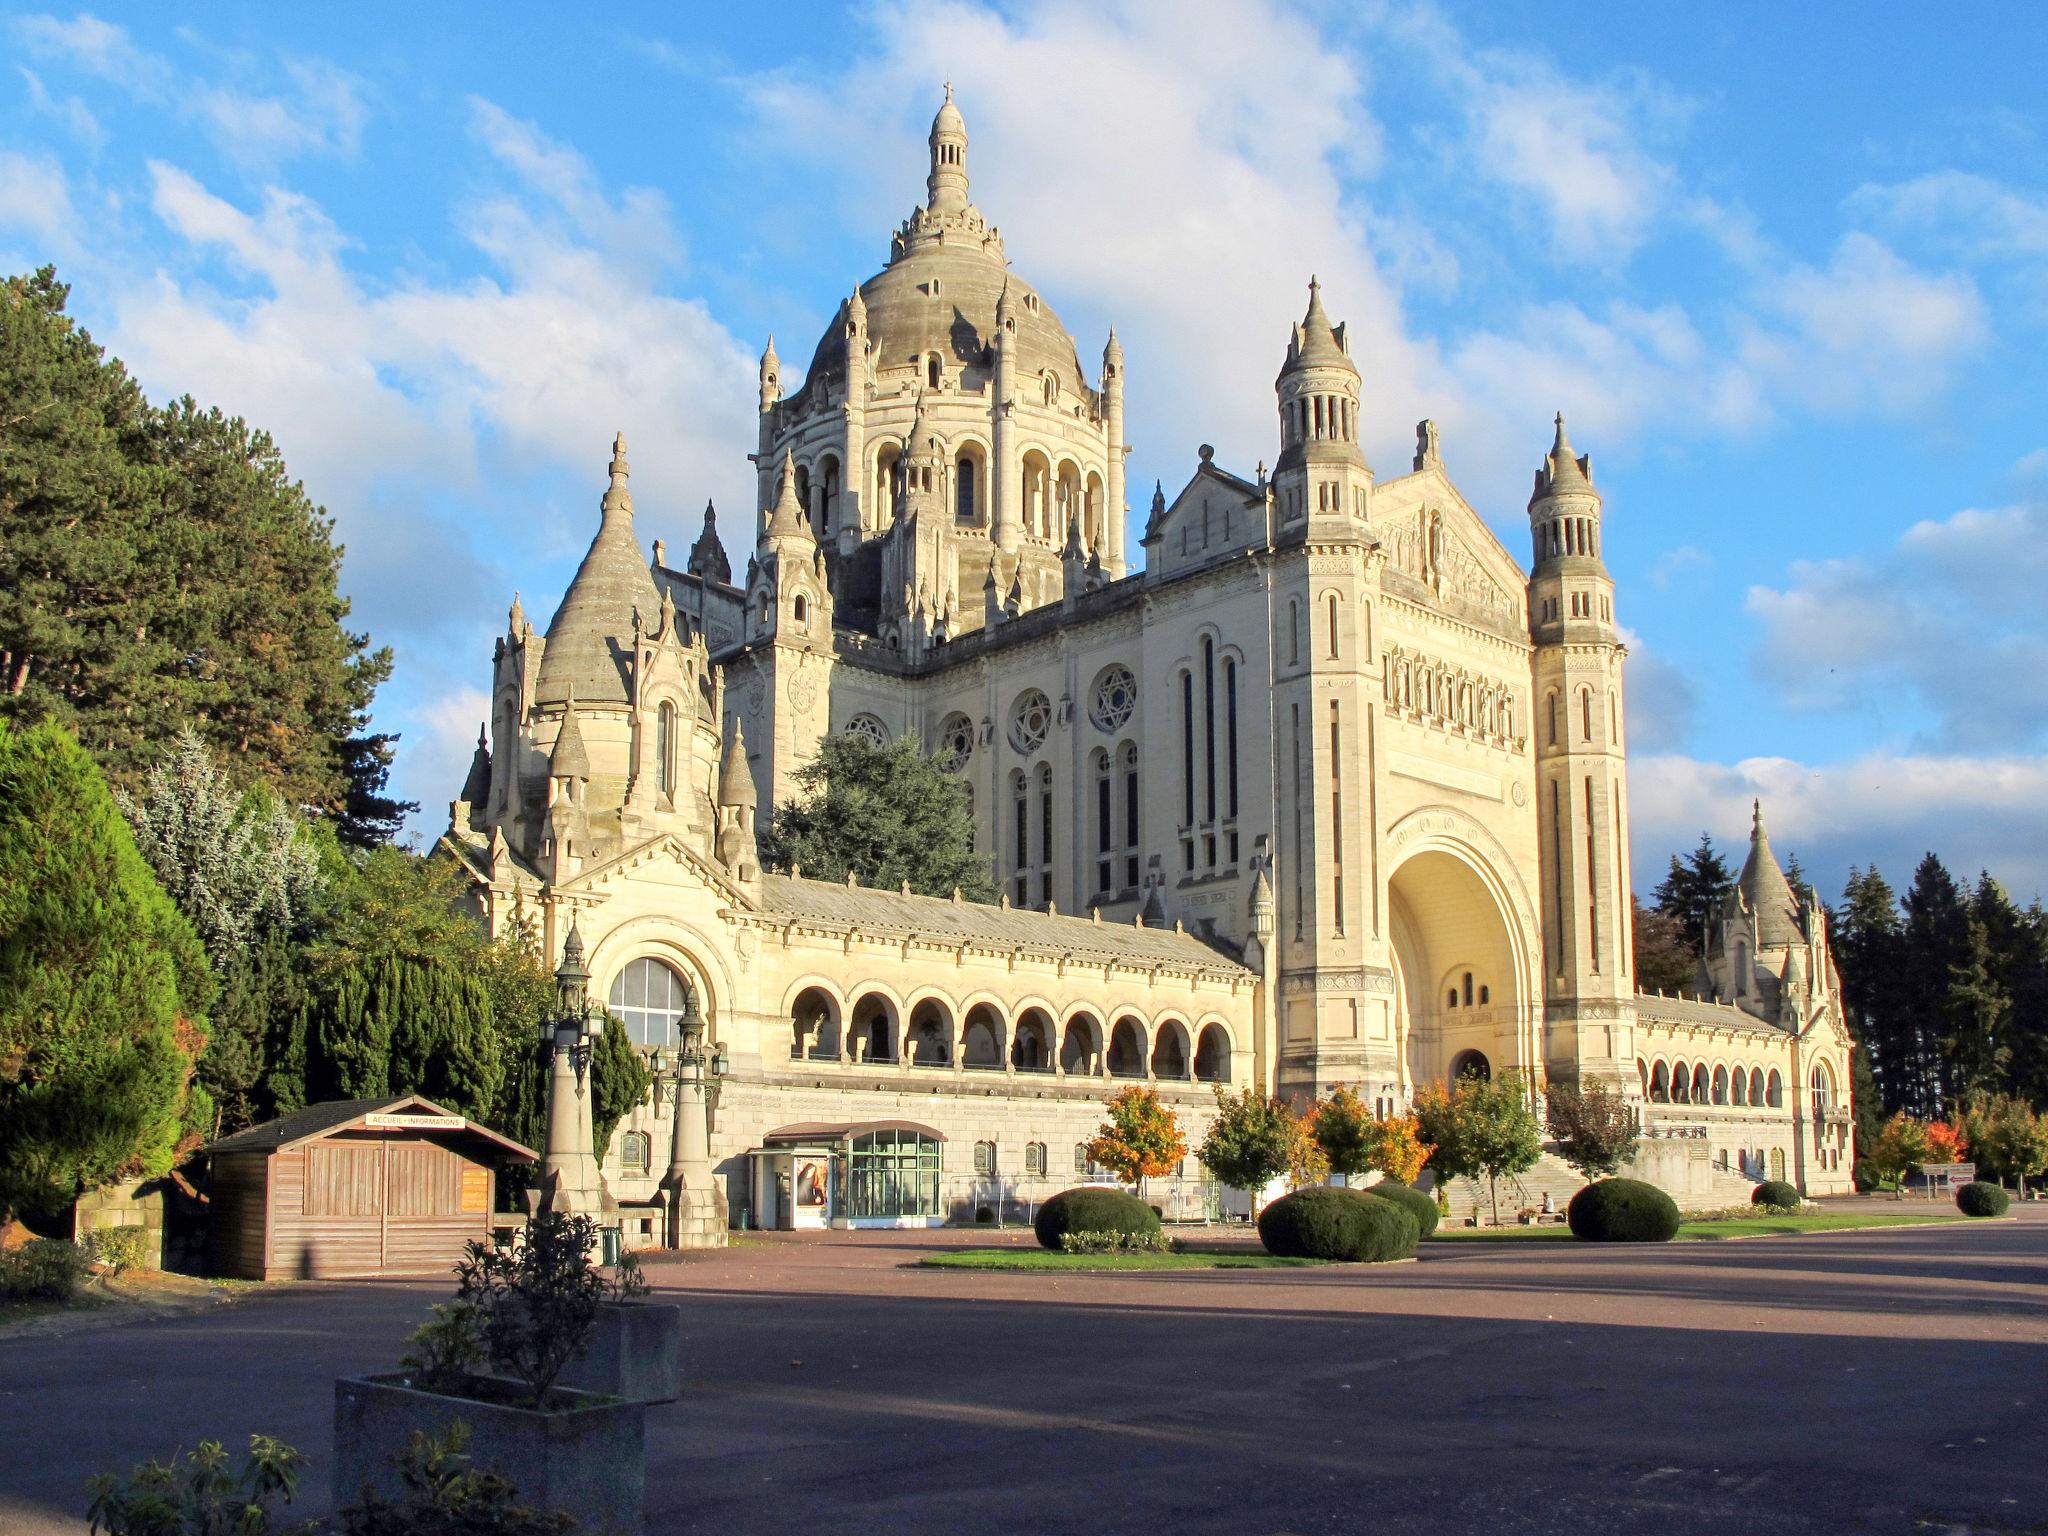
[{"x1": 441, "y1": 92, "x2": 1854, "y2": 1221}]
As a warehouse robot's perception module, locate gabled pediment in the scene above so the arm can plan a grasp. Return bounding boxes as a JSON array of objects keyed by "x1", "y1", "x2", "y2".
[
  {"x1": 552, "y1": 830, "x2": 757, "y2": 909},
  {"x1": 1371, "y1": 466, "x2": 1526, "y2": 628}
]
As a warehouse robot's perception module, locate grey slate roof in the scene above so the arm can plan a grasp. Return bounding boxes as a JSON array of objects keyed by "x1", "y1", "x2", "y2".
[
  {"x1": 208, "y1": 1098, "x2": 407, "y2": 1152},
  {"x1": 1634, "y1": 993, "x2": 1786, "y2": 1034},
  {"x1": 1738, "y1": 803, "x2": 1804, "y2": 949},
  {"x1": 756, "y1": 872, "x2": 1251, "y2": 974}
]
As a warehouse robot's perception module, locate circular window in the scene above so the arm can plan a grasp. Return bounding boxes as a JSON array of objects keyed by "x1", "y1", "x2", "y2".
[
  {"x1": 936, "y1": 712, "x2": 974, "y2": 773},
  {"x1": 845, "y1": 713, "x2": 889, "y2": 748},
  {"x1": 1009, "y1": 689, "x2": 1052, "y2": 754},
  {"x1": 1090, "y1": 665, "x2": 1137, "y2": 732}
]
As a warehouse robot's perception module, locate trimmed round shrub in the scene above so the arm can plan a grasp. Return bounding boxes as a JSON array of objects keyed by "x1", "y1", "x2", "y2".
[
  {"x1": 1033, "y1": 1187, "x2": 1160, "y2": 1251},
  {"x1": 1751, "y1": 1180, "x2": 1801, "y2": 1210},
  {"x1": 1956, "y1": 1181, "x2": 2010, "y2": 1218},
  {"x1": 1364, "y1": 1179, "x2": 1440, "y2": 1239},
  {"x1": 1258, "y1": 1187, "x2": 1419, "y2": 1262},
  {"x1": 1567, "y1": 1178, "x2": 1681, "y2": 1243}
]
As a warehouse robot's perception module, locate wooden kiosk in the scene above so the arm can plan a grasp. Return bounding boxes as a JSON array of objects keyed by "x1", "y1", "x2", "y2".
[{"x1": 207, "y1": 1095, "x2": 536, "y2": 1280}]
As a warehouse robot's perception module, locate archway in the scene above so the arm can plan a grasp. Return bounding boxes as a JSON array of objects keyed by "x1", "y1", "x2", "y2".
[
  {"x1": 1012, "y1": 1008, "x2": 1054, "y2": 1072},
  {"x1": 1107, "y1": 1016, "x2": 1146, "y2": 1078},
  {"x1": 1388, "y1": 842, "x2": 1531, "y2": 1093},
  {"x1": 1448, "y1": 1049, "x2": 1491, "y2": 1084},
  {"x1": 789, "y1": 986, "x2": 839, "y2": 1062},
  {"x1": 961, "y1": 1003, "x2": 1004, "y2": 1069},
  {"x1": 1151, "y1": 1020, "x2": 1190, "y2": 1080},
  {"x1": 1061, "y1": 1012, "x2": 1101, "y2": 1075},
  {"x1": 849, "y1": 993, "x2": 897, "y2": 1064},
  {"x1": 1193, "y1": 1024, "x2": 1231, "y2": 1083},
  {"x1": 908, "y1": 999, "x2": 953, "y2": 1067}
]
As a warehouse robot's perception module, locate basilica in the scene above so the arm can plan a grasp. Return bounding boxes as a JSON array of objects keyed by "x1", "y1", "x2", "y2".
[{"x1": 441, "y1": 91, "x2": 1854, "y2": 1237}]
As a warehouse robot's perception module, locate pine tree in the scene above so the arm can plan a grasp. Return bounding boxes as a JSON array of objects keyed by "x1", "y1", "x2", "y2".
[
  {"x1": 1836, "y1": 866, "x2": 1908, "y2": 1113},
  {"x1": 763, "y1": 734, "x2": 997, "y2": 901},
  {"x1": 0, "y1": 719, "x2": 213, "y2": 1219},
  {"x1": 1651, "y1": 833, "x2": 1735, "y2": 951},
  {"x1": 1900, "y1": 854, "x2": 1972, "y2": 1114},
  {"x1": 1943, "y1": 917, "x2": 2013, "y2": 1103},
  {"x1": 1631, "y1": 895, "x2": 1696, "y2": 994},
  {"x1": 0, "y1": 269, "x2": 406, "y2": 841}
]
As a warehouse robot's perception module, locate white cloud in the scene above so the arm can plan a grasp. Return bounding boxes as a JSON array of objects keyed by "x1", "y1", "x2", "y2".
[
  {"x1": 1745, "y1": 483, "x2": 2048, "y2": 745},
  {"x1": 1648, "y1": 544, "x2": 1710, "y2": 589},
  {"x1": 1738, "y1": 233, "x2": 1987, "y2": 415},
  {"x1": 97, "y1": 104, "x2": 759, "y2": 827},
  {"x1": 397, "y1": 682, "x2": 494, "y2": 836},
  {"x1": 18, "y1": 65, "x2": 106, "y2": 149},
  {"x1": 0, "y1": 148, "x2": 78, "y2": 252},
  {"x1": 1854, "y1": 170, "x2": 2048, "y2": 263},
  {"x1": 1631, "y1": 750, "x2": 2048, "y2": 901},
  {"x1": 13, "y1": 12, "x2": 369, "y2": 170}
]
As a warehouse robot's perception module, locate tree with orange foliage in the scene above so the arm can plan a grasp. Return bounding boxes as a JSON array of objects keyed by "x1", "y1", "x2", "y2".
[
  {"x1": 1086, "y1": 1086, "x2": 1187, "y2": 1188},
  {"x1": 1922, "y1": 1119, "x2": 1964, "y2": 1164},
  {"x1": 1365, "y1": 1113, "x2": 1433, "y2": 1185},
  {"x1": 1310, "y1": 1085, "x2": 1374, "y2": 1185}
]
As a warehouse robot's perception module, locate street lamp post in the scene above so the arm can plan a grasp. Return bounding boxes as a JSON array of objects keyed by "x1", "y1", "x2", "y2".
[
  {"x1": 535, "y1": 923, "x2": 607, "y2": 1215},
  {"x1": 649, "y1": 987, "x2": 728, "y2": 1249}
]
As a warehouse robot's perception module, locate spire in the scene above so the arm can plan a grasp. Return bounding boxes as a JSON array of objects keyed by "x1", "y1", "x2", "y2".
[
  {"x1": 602, "y1": 432, "x2": 631, "y2": 517},
  {"x1": 533, "y1": 434, "x2": 664, "y2": 705},
  {"x1": 764, "y1": 449, "x2": 811, "y2": 543},
  {"x1": 458, "y1": 723, "x2": 491, "y2": 806},
  {"x1": 1104, "y1": 326, "x2": 1123, "y2": 368},
  {"x1": 1283, "y1": 275, "x2": 1354, "y2": 373},
  {"x1": 1144, "y1": 480, "x2": 1168, "y2": 539},
  {"x1": 508, "y1": 591, "x2": 525, "y2": 635},
  {"x1": 1738, "y1": 799, "x2": 1803, "y2": 948},
  {"x1": 718, "y1": 720, "x2": 757, "y2": 809},
  {"x1": 927, "y1": 84, "x2": 970, "y2": 215},
  {"x1": 688, "y1": 499, "x2": 732, "y2": 585},
  {"x1": 1535, "y1": 411, "x2": 1595, "y2": 499},
  {"x1": 759, "y1": 337, "x2": 780, "y2": 411},
  {"x1": 550, "y1": 695, "x2": 590, "y2": 782}
]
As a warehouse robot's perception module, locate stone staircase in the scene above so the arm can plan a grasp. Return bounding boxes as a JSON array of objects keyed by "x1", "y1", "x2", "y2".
[{"x1": 1420, "y1": 1145, "x2": 1761, "y2": 1225}]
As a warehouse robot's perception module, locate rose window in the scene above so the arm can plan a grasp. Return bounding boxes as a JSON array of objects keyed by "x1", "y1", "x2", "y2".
[
  {"x1": 937, "y1": 713, "x2": 975, "y2": 773},
  {"x1": 1008, "y1": 689, "x2": 1052, "y2": 754},
  {"x1": 845, "y1": 713, "x2": 890, "y2": 748},
  {"x1": 1089, "y1": 665, "x2": 1137, "y2": 732}
]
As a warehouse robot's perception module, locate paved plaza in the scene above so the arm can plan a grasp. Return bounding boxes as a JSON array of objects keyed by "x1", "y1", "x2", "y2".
[{"x1": 2, "y1": 1210, "x2": 2043, "y2": 1534}]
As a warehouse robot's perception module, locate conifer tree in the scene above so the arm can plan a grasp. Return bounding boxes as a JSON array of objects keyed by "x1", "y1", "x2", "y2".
[
  {"x1": 1836, "y1": 866, "x2": 1907, "y2": 1111},
  {"x1": 763, "y1": 734, "x2": 996, "y2": 901},
  {"x1": 0, "y1": 269, "x2": 406, "y2": 841},
  {"x1": 1901, "y1": 854, "x2": 1972, "y2": 1114},
  {"x1": 1651, "y1": 833, "x2": 1735, "y2": 953},
  {"x1": 0, "y1": 719, "x2": 213, "y2": 1219}
]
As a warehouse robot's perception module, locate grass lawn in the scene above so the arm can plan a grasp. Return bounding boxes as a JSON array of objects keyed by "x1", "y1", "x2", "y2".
[
  {"x1": 1430, "y1": 1211, "x2": 1964, "y2": 1243},
  {"x1": 920, "y1": 1249, "x2": 1328, "y2": 1272}
]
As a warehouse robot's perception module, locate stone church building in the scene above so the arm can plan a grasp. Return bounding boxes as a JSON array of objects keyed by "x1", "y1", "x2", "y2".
[{"x1": 442, "y1": 92, "x2": 1853, "y2": 1233}]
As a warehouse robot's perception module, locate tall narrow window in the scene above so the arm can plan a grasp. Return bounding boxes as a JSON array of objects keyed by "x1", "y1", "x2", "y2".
[
  {"x1": 1094, "y1": 751, "x2": 1112, "y2": 896},
  {"x1": 1291, "y1": 704, "x2": 1305, "y2": 939},
  {"x1": 956, "y1": 457, "x2": 975, "y2": 522},
  {"x1": 1288, "y1": 601, "x2": 1301, "y2": 666},
  {"x1": 1012, "y1": 773, "x2": 1029, "y2": 908},
  {"x1": 1121, "y1": 743, "x2": 1140, "y2": 891},
  {"x1": 1550, "y1": 779, "x2": 1564, "y2": 944},
  {"x1": 1201, "y1": 637, "x2": 1217, "y2": 825},
  {"x1": 1615, "y1": 791, "x2": 1628, "y2": 977},
  {"x1": 1224, "y1": 658, "x2": 1240, "y2": 819},
  {"x1": 656, "y1": 701, "x2": 675, "y2": 797},
  {"x1": 1180, "y1": 671, "x2": 1195, "y2": 826},
  {"x1": 1328, "y1": 701, "x2": 1344, "y2": 935},
  {"x1": 1038, "y1": 766, "x2": 1054, "y2": 907},
  {"x1": 1546, "y1": 692, "x2": 1558, "y2": 747},
  {"x1": 1585, "y1": 775, "x2": 1601, "y2": 972},
  {"x1": 1327, "y1": 592, "x2": 1340, "y2": 659},
  {"x1": 1581, "y1": 688, "x2": 1593, "y2": 741}
]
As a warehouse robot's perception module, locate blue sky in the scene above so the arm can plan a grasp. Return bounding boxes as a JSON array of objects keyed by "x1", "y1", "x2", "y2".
[{"x1": 3, "y1": 3, "x2": 2044, "y2": 900}]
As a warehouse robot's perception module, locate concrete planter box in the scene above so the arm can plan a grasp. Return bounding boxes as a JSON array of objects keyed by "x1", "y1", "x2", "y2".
[
  {"x1": 560, "y1": 1301, "x2": 684, "y2": 1403},
  {"x1": 333, "y1": 1374, "x2": 644, "y2": 1536}
]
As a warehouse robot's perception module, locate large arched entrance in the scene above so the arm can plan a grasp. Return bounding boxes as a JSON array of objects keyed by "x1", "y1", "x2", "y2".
[{"x1": 1387, "y1": 842, "x2": 1534, "y2": 1093}]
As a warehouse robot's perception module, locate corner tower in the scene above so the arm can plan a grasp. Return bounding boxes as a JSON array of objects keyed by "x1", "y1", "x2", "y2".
[
  {"x1": 1527, "y1": 415, "x2": 1636, "y2": 1090},
  {"x1": 1271, "y1": 278, "x2": 1372, "y2": 537}
]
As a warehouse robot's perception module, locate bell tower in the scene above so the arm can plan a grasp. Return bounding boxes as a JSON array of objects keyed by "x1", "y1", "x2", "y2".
[{"x1": 1527, "y1": 414, "x2": 1636, "y2": 1090}]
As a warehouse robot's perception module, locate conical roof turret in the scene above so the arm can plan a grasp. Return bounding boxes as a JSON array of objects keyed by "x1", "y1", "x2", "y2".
[
  {"x1": 550, "y1": 695, "x2": 590, "y2": 782},
  {"x1": 459, "y1": 724, "x2": 492, "y2": 805},
  {"x1": 1531, "y1": 412, "x2": 1596, "y2": 503},
  {"x1": 687, "y1": 500, "x2": 732, "y2": 585},
  {"x1": 1281, "y1": 276, "x2": 1355, "y2": 375},
  {"x1": 1738, "y1": 799, "x2": 1803, "y2": 948},
  {"x1": 534, "y1": 434, "x2": 663, "y2": 706},
  {"x1": 718, "y1": 720, "x2": 756, "y2": 809},
  {"x1": 763, "y1": 450, "x2": 812, "y2": 544}
]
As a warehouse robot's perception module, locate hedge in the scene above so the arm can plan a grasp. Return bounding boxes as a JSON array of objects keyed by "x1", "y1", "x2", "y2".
[
  {"x1": 1364, "y1": 1179, "x2": 1440, "y2": 1239},
  {"x1": 1032, "y1": 1187, "x2": 1160, "y2": 1251},
  {"x1": 1257, "y1": 1187, "x2": 1419, "y2": 1262},
  {"x1": 1955, "y1": 1181, "x2": 2010, "y2": 1218},
  {"x1": 1567, "y1": 1178, "x2": 1681, "y2": 1242},
  {"x1": 1751, "y1": 1180, "x2": 1801, "y2": 1210}
]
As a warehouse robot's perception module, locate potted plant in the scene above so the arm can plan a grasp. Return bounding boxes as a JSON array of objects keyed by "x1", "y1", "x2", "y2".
[
  {"x1": 559, "y1": 1249, "x2": 685, "y2": 1405},
  {"x1": 332, "y1": 1213, "x2": 645, "y2": 1536}
]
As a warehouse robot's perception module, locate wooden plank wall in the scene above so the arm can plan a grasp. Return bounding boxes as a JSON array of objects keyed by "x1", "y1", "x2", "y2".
[
  {"x1": 264, "y1": 1133, "x2": 491, "y2": 1279},
  {"x1": 207, "y1": 1152, "x2": 269, "y2": 1280}
]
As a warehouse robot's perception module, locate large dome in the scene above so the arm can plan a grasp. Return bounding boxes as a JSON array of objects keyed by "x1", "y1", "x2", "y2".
[
  {"x1": 803, "y1": 246, "x2": 1088, "y2": 399},
  {"x1": 799, "y1": 90, "x2": 1091, "y2": 402}
]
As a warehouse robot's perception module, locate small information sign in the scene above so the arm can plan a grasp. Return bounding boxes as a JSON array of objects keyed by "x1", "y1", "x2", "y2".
[{"x1": 364, "y1": 1111, "x2": 466, "y2": 1130}]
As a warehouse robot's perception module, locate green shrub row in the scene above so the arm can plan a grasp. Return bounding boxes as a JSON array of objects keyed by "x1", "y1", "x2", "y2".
[
  {"x1": 1058, "y1": 1229, "x2": 1176, "y2": 1254},
  {"x1": 1955, "y1": 1181, "x2": 2010, "y2": 1217},
  {"x1": 1567, "y1": 1178, "x2": 1681, "y2": 1242},
  {"x1": 1364, "y1": 1179, "x2": 1440, "y2": 1238},
  {"x1": 1033, "y1": 1188, "x2": 1160, "y2": 1251},
  {"x1": 0, "y1": 1238, "x2": 91, "y2": 1302},
  {"x1": 1257, "y1": 1187, "x2": 1419, "y2": 1262},
  {"x1": 1751, "y1": 1180, "x2": 1801, "y2": 1211}
]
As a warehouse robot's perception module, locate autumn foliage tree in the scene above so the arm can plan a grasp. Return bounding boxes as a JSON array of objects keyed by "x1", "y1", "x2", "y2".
[
  {"x1": 1310, "y1": 1086, "x2": 1374, "y2": 1185},
  {"x1": 1195, "y1": 1087, "x2": 1294, "y2": 1201},
  {"x1": 1365, "y1": 1112, "x2": 1433, "y2": 1184},
  {"x1": 1545, "y1": 1079, "x2": 1642, "y2": 1180},
  {"x1": 1868, "y1": 1111, "x2": 1933, "y2": 1196},
  {"x1": 1086, "y1": 1086, "x2": 1186, "y2": 1187}
]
